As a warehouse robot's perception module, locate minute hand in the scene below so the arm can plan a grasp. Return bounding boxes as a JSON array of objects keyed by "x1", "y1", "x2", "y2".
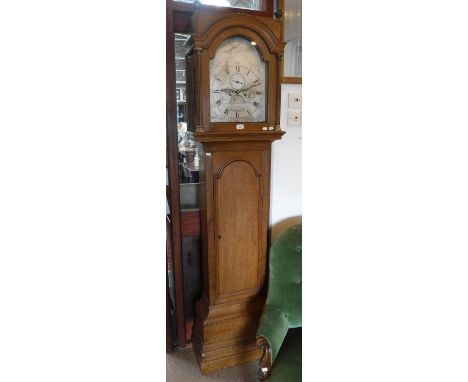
[{"x1": 241, "y1": 81, "x2": 262, "y2": 92}]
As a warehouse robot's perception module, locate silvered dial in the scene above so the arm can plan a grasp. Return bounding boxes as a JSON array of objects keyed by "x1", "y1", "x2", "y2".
[{"x1": 210, "y1": 36, "x2": 266, "y2": 123}]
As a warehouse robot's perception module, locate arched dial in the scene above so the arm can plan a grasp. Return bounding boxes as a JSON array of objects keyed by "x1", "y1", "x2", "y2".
[{"x1": 210, "y1": 37, "x2": 266, "y2": 123}]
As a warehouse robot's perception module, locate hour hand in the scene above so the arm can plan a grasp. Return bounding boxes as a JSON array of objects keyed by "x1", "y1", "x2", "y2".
[{"x1": 212, "y1": 88, "x2": 233, "y2": 95}]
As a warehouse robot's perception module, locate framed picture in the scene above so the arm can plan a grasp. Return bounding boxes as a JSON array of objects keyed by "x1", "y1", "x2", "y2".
[{"x1": 176, "y1": 88, "x2": 181, "y2": 101}]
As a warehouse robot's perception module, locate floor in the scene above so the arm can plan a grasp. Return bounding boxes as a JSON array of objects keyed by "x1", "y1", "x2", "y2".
[{"x1": 166, "y1": 347, "x2": 258, "y2": 382}]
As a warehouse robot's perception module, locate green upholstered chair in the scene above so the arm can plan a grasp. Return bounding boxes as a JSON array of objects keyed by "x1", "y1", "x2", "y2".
[{"x1": 256, "y1": 224, "x2": 302, "y2": 381}]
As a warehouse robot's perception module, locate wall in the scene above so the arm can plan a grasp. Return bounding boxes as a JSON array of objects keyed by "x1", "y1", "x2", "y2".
[{"x1": 270, "y1": 83, "x2": 302, "y2": 240}]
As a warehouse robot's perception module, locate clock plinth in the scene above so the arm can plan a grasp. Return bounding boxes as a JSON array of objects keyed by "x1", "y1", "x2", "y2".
[{"x1": 192, "y1": 293, "x2": 264, "y2": 374}]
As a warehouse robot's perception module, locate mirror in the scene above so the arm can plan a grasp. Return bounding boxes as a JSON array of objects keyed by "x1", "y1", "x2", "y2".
[{"x1": 282, "y1": 0, "x2": 302, "y2": 82}]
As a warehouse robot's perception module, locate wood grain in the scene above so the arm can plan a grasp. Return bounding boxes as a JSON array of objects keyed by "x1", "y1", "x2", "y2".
[
  {"x1": 186, "y1": 9, "x2": 285, "y2": 373},
  {"x1": 216, "y1": 159, "x2": 261, "y2": 296}
]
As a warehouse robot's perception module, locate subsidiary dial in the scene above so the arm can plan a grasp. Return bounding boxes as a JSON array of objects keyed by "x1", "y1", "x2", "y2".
[{"x1": 229, "y1": 73, "x2": 245, "y2": 90}]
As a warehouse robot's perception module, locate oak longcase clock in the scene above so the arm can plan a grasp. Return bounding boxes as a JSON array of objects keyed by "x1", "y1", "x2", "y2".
[{"x1": 185, "y1": 9, "x2": 285, "y2": 374}]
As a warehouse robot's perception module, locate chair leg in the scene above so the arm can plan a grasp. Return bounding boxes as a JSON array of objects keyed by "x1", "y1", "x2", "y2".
[{"x1": 256, "y1": 336, "x2": 272, "y2": 381}]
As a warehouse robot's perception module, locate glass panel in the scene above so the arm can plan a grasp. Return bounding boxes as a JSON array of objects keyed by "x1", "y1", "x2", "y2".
[
  {"x1": 182, "y1": 235, "x2": 202, "y2": 319},
  {"x1": 174, "y1": 34, "x2": 200, "y2": 186},
  {"x1": 174, "y1": 33, "x2": 203, "y2": 328},
  {"x1": 283, "y1": 0, "x2": 302, "y2": 77},
  {"x1": 173, "y1": 0, "x2": 261, "y2": 10}
]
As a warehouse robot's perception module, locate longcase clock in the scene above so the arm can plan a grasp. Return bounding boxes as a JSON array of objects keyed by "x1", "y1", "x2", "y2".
[{"x1": 185, "y1": 9, "x2": 285, "y2": 374}]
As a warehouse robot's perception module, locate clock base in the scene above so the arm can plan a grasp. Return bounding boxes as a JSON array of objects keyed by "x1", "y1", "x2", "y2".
[
  {"x1": 192, "y1": 294, "x2": 264, "y2": 374},
  {"x1": 193, "y1": 331, "x2": 261, "y2": 374}
]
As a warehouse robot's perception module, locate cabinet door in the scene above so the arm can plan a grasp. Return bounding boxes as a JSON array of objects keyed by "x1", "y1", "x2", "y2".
[{"x1": 211, "y1": 150, "x2": 269, "y2": 304}]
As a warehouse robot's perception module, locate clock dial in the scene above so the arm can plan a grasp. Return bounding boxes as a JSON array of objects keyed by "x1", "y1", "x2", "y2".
[{"x1": 210, "y1": 37, "x2": 266, "y2": 123}]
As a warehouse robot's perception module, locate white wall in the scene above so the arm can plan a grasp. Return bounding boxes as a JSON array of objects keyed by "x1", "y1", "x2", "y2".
[{"x1": 270, "y1": 83, "x2": 302, "y2": 240}]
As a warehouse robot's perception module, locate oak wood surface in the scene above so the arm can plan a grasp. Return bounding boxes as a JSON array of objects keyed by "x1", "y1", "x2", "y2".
[
  {"x1": 282, "y1": 76, "x2": 302, "y2": 84},
  {"x1": 186, "y1": 10, "x2": 285, "y2": 373},
  {"x1": 216, "y1": 158, "x2": 261, "y2": 296}
]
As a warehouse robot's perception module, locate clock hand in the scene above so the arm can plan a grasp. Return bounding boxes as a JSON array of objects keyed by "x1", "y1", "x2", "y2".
[
  {"x1": 212, "y1": 88, "x2": 236, "y2": 95},
  {"x1": 230, "y1": 81, "x2": 262, "y2": 95},
  {"x1": 242, "y1": 81, "x2": 262, "y2": 92},
  {"x1": 235, "y1": 81, "x2": 262, "y2": 94},
  {"x1": 213, "y1": 83, "x2": 259, "y2": 96}
]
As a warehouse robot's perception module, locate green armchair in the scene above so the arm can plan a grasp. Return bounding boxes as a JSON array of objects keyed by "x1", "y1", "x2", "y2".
[{"x1": 256, "y1": 224, "x2": 302, "y2": 381}]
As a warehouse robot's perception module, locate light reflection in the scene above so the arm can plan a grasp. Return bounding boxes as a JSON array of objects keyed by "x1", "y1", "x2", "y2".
[{"x1": 200, "y1": 0, "x2": 230, "y2": 6}]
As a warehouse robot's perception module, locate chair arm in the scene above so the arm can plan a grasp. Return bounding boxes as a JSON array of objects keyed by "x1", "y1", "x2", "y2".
[{"x1": 256, "y1": 304, "x2": 289, "y2": 379}]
